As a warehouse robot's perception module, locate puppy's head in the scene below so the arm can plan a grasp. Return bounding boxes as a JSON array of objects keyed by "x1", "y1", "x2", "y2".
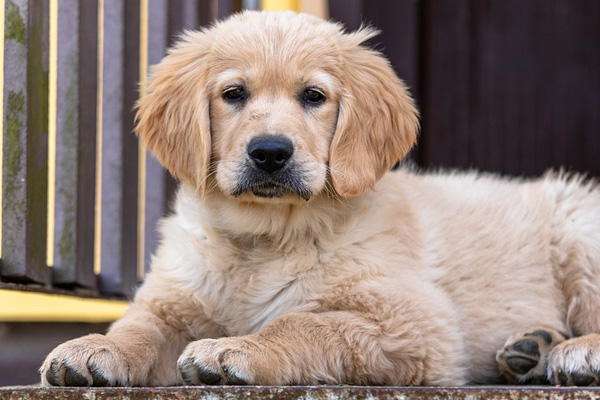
[{"x1": 135, "y1": 11, "x2": 418, "y2": 202}]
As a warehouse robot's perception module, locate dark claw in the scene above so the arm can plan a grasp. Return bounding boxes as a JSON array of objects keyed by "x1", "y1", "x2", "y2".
[
  {"x1": 521, "y1": 374, "x2": 550, "y2": 385},
  {"x1": 557, "y1": 369, "x2": 570, "y2": 385},
  {"x1": 180, "y1": 360, "x2": 223, "y2": 385},
  {"x1": 196, "y1": 365, "x2": 223, "y2": 385},
  {"x1": 572, "y1": 372, "x2": 595, "y2": 386},
  {"x1": 507, "y1": 356, "x2": 539, "y2": 374},
  {"x1": 179, "y1": 360, "x2": 200, "y2": 385},
  {"x1": 223, "y1": 365, "x2": 248, "y2": 385},
  {"x1": 64, "y1": 366, "x2": 89, "y2": 386},
  {"x1": 90, "y1": 364, "x2": 109, "y2": 387},
  {"x1": 45, "y1": 360, "x2": 61, "y2": 386}
]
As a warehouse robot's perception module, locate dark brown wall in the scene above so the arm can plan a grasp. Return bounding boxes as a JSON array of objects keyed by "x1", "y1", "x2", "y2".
[{"x1": 330, "y1": 0, "x2": 600, "y2": 178}]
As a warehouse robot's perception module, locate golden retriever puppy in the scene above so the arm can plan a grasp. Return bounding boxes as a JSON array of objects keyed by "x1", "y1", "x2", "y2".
[{"x1": 41, "y1": 11, "x2": 600, "y2": 387}]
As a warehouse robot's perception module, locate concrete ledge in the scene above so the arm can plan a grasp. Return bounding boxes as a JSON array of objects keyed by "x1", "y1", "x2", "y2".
[{"x1": 1, "y1": 386, "x2": 600, "y2": 400}]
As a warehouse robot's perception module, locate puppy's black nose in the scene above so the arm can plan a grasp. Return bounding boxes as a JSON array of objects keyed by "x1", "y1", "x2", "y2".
[{"x1": 247, "y1": 136, "x2": 294, "y2": 173}]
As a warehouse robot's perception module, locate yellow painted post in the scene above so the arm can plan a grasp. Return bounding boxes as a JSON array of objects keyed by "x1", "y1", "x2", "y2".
[
  {"x1": 94, "y1": 0, "x2": 104, "y2": 275},
  {"x1": 138, "y1": 0, "x2": 148, "y2": 280},
  {"x1": 261, "y1": 0, "x2": 328, "y2": 18},
  {"x1": 46, "y1": 0, "x2": 57, "y2": 267},
  {"x1": 261, "y1": 0, "x2": 300, "y2": 12}
]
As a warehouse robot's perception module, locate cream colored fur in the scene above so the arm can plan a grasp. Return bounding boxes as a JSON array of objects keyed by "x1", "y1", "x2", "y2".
[{"x1": 40, "y1": 11, "x2": 600, "y2": 387}]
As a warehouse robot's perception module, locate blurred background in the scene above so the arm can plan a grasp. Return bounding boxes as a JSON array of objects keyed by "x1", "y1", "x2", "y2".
[{"x1": 0, "y1": 0, "x2": 598, "y2": 385}]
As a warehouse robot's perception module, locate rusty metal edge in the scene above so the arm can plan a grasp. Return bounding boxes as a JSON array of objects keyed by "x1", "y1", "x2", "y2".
[{"x1": 1, "y1": 385, "x2": 600, "y2": 400}]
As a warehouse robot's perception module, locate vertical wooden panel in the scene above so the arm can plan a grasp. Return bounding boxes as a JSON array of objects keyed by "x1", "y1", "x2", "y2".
[
  {"x1": 168, "y1": 0, "x2": 199, "y2": 44},
  {"x1": 0, "y1": 0, "x2": 4, "y2": 265},
  {"x1": 75, "y1": 0, "x2": 98, "y2": 286},
  {"x1": 51, "y1": 0, "x2": 97, "y2": 288},
  {"x1": 119, "y1": 0, "x2": 140, "y2": 296},
  {"x1": 1, "y1": 0, "x2": 49, "y2": 284},
  {"x1": 98, "y1": 0, "x2": 131, "y2": 295},
  {"x1": 143, "y1": 0, "x2": 168, "y2": 273},
  {"x1": 1, "y1": 0, "x2": 29, "y2": 280},
  {"x1": 100, "y1": 0, "x2": 138, "y2": 296},
  {"x1": 52, "y1": 0, "x2": 78, "y2": 284},
  {"x1": 25, "y1": 0, "x2": 48, "y2": 280}
]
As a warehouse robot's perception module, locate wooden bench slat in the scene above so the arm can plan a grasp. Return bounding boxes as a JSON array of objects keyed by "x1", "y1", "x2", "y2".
[
  {"x1": 1, "y1": 0, "x2": 50, "y2": 285},
  {"x1": 51, "y1": 0, "x2": 98, "y2": 289}
]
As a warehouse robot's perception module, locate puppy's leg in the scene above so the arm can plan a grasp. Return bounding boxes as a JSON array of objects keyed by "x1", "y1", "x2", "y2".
[
  {"x1": 546, "y1": 177, "x2": 600, "y2": 385},
  {"x1": 548, "y1": 177, "x2": 600, "y2": 335},
  {"x1": 40, "y1": 302, "x2": 198, "y2": 386},
  {"x1": 496, "y1": 327, "x2": 566, "y2": 384},
  {"x1": 545, "y1": 334, "x2": 600, "y2": 385},
  {"x1": 178, "y1": 310, "x2": 464, "y2": 386}
]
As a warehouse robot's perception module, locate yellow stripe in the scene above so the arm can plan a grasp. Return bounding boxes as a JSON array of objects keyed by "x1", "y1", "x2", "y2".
[
  {"x1": 94, "y1": 0, "x2": 104, "y2": 275},
  {"x1": 46, "y1": 0, "x2": 58, "y2": 267},
  {"x1": 261, "y1": 0, "x2": 300, "y2": 12},
  {"x1": 138, "y1": 0, "x2": 148, "y2": 280},
  {"x1": 0, "y1": 0, "x2": 4, "y2": 259},
  {"x1": 0, "y1": 289, "x2": 128, "y2": 322}
]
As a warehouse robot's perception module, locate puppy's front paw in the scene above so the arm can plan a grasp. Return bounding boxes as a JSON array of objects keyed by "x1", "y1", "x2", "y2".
[
  {"x1": 178, "y1": 337, "x2": 272, "y2": 386},
  {"x1": 496, "y1": 328, "x2": 565, "y2": 384},
  {"x1": 547, "y1": 334, "x2": 600, "y2": 386},
  {"x1": 40, "y1": 334, "x2": 130, "y2": 386}
]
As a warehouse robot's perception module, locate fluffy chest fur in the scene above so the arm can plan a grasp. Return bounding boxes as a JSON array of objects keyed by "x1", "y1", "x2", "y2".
[{"x1": 146, "y1": 177, "x2": 422, "y2": 337}]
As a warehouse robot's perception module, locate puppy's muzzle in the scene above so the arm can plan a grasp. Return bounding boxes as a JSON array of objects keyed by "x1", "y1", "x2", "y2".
[
  {"x1": 247, "y1": 136, "x2": 294, "y2": 173},
  {"x1": 231, "y1": 135, "x2": 312, "y2": 201}
]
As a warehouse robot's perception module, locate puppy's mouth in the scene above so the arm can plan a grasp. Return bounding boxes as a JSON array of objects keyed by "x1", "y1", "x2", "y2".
[
  {"x1": 231, "y1": 168, "x2": 312, "y2": 201},
  {"x1": 250, "y1": 183, "x2": 294, "y2": 199}
]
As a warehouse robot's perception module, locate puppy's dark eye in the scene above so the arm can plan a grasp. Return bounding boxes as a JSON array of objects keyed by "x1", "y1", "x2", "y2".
[
  {"x1": 223, "y1": 86, "x2": 247, "y2": 103},
  {"x1": 302, "y1": 88, "x2": 325, "y2": 106}
]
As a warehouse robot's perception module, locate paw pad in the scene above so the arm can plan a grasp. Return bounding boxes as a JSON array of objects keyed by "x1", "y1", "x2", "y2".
[{"x1": 497, "y1": 328, "x2": 565, "y2": 384}]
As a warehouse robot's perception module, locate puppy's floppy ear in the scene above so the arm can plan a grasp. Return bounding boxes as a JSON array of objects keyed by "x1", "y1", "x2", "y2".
[
  {"x1": 330, "y1": 28, "x2": 419, "y2": 197},
  {"x1": 135, "y1": 31, "x2": 211, "y2": 194}
]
